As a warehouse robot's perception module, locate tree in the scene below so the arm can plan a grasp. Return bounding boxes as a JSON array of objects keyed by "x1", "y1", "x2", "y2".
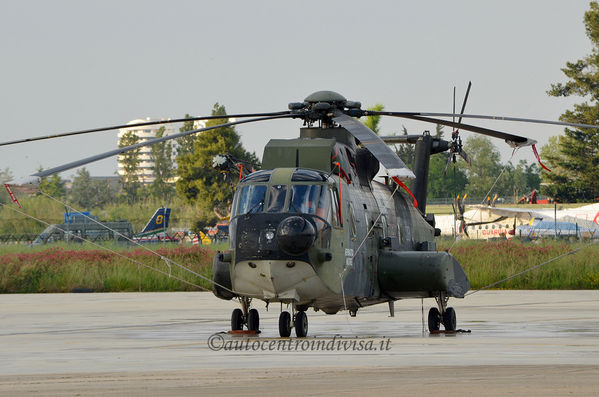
[
  {"x1": 498, "y1": 160, "x2": 541, "y2": 202},
  {"x1": 70, "y1": 168, "x2": 114, "y2": 209},
  {"x1": 0, "y1": 168, "x2": 12, "y2": 183},
  {"x1": 118, "y1": 131, "x2": 141, "y2": 203},
  {"x1": 361, "y1": 103, "x2": 385, "y2": 133},
  {"x1": 0, "y1": 168, "x2": 13, "y2": 204},
  {"x1": 463, "y1": 136, "x2": 503, "y2": 199},
  {"x1": 38, "y1": 167, "x2": 66, "y2": 199},
  {"x1": 426, "y1": 125, "x2": 468, "y2": 199},
  {"x1": 545, "y1": 1, "x2": 599, "y2": 201},
  {"x1": 393, "y1": 126, "x2": 416, "y2": 168},
  {"x1": 177, "y1": 114, "x2": 197, "y2": 158},
  {"x1": 428, "y1": 154, "x2": 468, "y2": 200},
  {"x1": 540, "y1": 136, "x2": 571, "y2": 199},
  {"x1": 149, "y1": 126, "x2": 175, "y2": 201},
  {"x1": 176, "y1": 103, "x2": 259, "y2": 229}
]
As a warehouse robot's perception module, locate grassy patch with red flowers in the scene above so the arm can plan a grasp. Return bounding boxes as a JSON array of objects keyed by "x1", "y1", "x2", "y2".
[
  {"x1": 0, "y1": 244, "x2": 216, "y2": 293},
  {"x1": 438, "y1": 238, "x2": 599, "y2": 289}
]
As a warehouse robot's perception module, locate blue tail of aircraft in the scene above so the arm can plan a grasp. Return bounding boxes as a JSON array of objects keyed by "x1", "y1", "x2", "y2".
[{"x1": 135, "y1": 207, "x2": 171, "y2": 239}]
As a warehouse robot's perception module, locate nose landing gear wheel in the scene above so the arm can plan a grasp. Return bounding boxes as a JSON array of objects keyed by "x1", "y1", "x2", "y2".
[
  {"x1": 294, "y1": 311, "x2": 308, "y2": 337},
  {"x1": 231, "y1": 308, "x2": 243, "y2": 331},
  {"x1": 279, "y1": 311, "x2": 292, "y2": 337},
  {"x1": 428, "y1": 307, "x2": 441, "y2": 332}
]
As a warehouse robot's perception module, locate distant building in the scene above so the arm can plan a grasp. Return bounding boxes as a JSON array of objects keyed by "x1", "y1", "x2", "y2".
[{"x1": 117, "y1": 118, "x2": 205, "y2": 184}]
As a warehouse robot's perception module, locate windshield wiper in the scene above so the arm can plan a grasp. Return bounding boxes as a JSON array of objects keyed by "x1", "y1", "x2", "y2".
[{"x1": 247, "y1": 200, "x2": 264, "y2": 214}]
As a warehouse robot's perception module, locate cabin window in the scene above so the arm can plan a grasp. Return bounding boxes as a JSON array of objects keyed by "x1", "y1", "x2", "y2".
[
  {"x1": 234, "y1": 185, "x2": 267, "y2": 216},
  {"x1": 266, "y1": 185, "x2": 287, "y2": 213}
]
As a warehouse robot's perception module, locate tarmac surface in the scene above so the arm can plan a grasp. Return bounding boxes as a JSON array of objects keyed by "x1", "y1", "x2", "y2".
[{"x1": 1, "y1": 290, "x2": 598, "y2": 395}]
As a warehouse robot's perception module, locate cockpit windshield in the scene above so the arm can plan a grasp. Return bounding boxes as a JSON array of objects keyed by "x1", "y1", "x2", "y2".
[
  {"x1": 266, "y1": 185, "x2": 287, "y2": 213},
  {"x1": 235, "y1": 185, "x2": 267, "y2": 216},
  {"x1": 233, "y1": 182, "x2": 336, "y2": 225}
]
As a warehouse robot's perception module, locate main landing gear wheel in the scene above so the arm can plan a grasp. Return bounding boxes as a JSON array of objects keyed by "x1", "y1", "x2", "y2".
[
  {"x1": 294, "y1": 311, "x2": 308, "y2": 337},
  {"x1": 248, "y1": 308, "x2": 260, "y2": 332},
  {"x1": 231, "y1": 308, "x2": 243, "y2": 331},
  {"x1": 428, "y1": 307, "x2": 441, "y2": 332},
  {"x1": 279, "y1": 311, "x2": 292, "y2": 337},
  {"x1": 443, "y1": 307, "x2": 456, "y2": 331}
]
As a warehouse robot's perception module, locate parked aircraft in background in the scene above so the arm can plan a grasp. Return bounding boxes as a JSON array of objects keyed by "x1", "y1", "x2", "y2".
[
  {"x1": 132, "y1": 207, "x2": 172, "y2": 243},
  {"x1": 33, "y1": 212, "x2": 133, "y2": 244},
  {"x1": 436, "y1": 202, "x2": 599, "y2": 239},
  {"x1": 517, "y1": 218, "x2": 599, "y2": 239}
]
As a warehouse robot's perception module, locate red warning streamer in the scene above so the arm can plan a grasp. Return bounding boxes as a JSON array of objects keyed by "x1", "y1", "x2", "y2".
[
  {"x1": 4, "y1": 184, "x2": 21, "y2": 208},
  {"x1": 391, "y1": 176, "x2": 419, "y2": 208},
  {"x1": 237, "y1": 163, "x2": 243, "y2": 181},
  {"x1": 532, "y1": 144, "x2": 551, "y2": 172},
  {"x1": 334, "y1": 162, "x2": 343, "y2": 224}
]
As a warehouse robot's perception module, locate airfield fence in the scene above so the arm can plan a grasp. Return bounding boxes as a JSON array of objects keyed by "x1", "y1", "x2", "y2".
[{"x1": 426, "y1": 196, "x2": 516, "y2": 205}]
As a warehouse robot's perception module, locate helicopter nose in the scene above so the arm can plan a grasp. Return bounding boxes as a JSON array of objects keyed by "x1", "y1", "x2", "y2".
[{"x1": 276, "y1": 216, "x2": 316, "y2": 256}]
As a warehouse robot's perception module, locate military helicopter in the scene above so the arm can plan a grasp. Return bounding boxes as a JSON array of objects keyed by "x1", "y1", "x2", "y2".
[{"x1": 4, "y1": 89, "x2": 598, "y2": 337}]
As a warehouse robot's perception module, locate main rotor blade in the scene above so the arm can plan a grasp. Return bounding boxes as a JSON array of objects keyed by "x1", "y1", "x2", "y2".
[
  {"x1": 0, "y1": 111, "x2": 291, "y2": 148},
  {"x1": 374, "y1": 111, "x2": 599, "y2": 131},
  {"x1": 370, "y1": 112, "x2": 534, "y2": 147},
  {"x1": 332, "y1": 110, "x2": 415, "y2": 180},
  {"x1": 457, "y1": 81, "x2": 472, "y2": 126},
  {"x1": 32, "y1": 114, "x2": 294, "y2": 179}
]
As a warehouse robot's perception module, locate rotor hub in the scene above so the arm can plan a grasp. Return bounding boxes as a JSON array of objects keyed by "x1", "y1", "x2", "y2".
[{"x1": 288, "y1": 91, "x2": 363, "y2": 125}]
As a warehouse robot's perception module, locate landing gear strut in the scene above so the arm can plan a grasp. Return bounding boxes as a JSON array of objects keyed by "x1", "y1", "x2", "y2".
[
  {"x1": 428, "y1": 293, "x2": 457, "y2": 332},
  {"x1": 230, "y1": 297, "x2": 260, "y2": 332}
]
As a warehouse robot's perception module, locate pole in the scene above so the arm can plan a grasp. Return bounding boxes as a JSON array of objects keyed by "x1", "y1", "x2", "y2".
[{"x1": 554, "y1": 201, "x2": 557, "y2": 239}]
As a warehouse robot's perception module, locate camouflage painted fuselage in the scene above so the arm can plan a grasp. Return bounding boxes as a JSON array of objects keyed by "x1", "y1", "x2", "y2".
[{"x1": 213, "y1": 127, "x2": 469, "y2": 314}]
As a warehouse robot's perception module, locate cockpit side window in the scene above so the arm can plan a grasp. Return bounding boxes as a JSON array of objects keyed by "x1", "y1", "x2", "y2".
[
  {"x1": 234, "y1": 185, "x2": 267, "y2": 216},
  {"x1": 329, "y1": 188, "x2": 341, "y2": 227},
  {"x1": 266, "y1": 185, "x2": 287, "y2": 213},
  {"x1": 316, "y1": 186, "x2": 330, "y2": 222},
  {"x1": 290, "y1": 185, "x2": 321, "y2": 214}
]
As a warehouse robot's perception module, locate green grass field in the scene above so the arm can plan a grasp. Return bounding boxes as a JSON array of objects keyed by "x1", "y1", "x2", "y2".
[{"x1": 0, "y1": 239, "x2": 597, "y2": 293}]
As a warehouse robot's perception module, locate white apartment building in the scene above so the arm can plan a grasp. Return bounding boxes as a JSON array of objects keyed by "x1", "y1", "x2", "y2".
[{"x1": 117, "y1": 118, "x2": 206, "y2": 184}]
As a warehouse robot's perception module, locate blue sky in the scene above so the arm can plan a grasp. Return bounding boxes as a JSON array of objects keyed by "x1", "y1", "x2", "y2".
[{"x1": 0, "y1": 1, "x2": 593, "y2": 179}]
